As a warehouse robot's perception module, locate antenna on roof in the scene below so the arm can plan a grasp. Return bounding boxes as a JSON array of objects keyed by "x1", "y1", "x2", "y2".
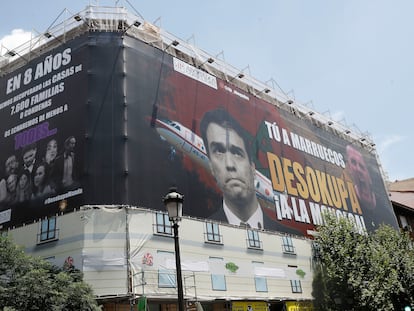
[
  {"x1": 265, "y1": 78, "x2": 287, "y2": 97},
  {"x1": 286, "y1": 89, "x2": 296, "y2": 100},
  {"x1": 112, "y1": 0, "x2": 144, "y2": 20},
  {"x1": 186, "y1": 34, "x2": 195, "y2": 45},
  {"x1": 124, "y1": 0, "x2": 145, "y2": 20},
  {"x1": 303, "y1": 100, "x2": 314, "y2": 108},
  {"x1": 153, "y1": 16, "x2": 162, "y2": 28},
  {"x1": 45, "y1": 8, "x2": 70, "y2": 33},
  {"x1": 215, "y1": 50, "x2": 225, "y2": 61}
]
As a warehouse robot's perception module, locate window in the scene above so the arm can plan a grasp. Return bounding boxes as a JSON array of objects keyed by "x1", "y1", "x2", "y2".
[
  {"x1": 38, "y1": 216, "x2": 58, "y2": 243},
  {"x1": 399, "y1": 215, "x2": 408, "y2": 228},
  {"x1": 399, "y1": 215, "x2": 412, "y2": 232},
  {"x1": 205, "y1": 222, "x2": 222, "y2": 243},
  {"x1": 290, "y1": 279, "x2": 302, "y2": 293},
  {"x1": 282, "y1": 236, "x2": 295, "y2": 254},
  {"x1": 155, "y1": 212, "x2": 172, "y2": 235},
  {"x1": 312, "y1": 242, "x2": 321, "y2": 261},
  {"x1": 211, "y1": 274, "x2": 226, "y2": 291},
  {"x1": 247, "y1": 229, "x2": 262, "y2": 249},
  {"x1": 253, "y1": 261, "x2": 267, "y2": 292},
  {"x1": 210, "y1": 257, "x2": 226, "y2": 291},
  {"x1": 158, "y1": 251, "x2": 175, "y2": 288},
  {"x1": 158, "y1": 268, "x2": 176, "y2": 288}
]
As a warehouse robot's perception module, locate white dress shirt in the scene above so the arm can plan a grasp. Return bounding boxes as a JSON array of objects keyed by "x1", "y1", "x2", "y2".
[{"x1": 223, "y1": 200, "x2": 264, "y2": 229}]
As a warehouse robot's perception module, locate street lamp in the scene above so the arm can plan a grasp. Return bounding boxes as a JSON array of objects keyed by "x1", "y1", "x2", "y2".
[{"x1": 163, "y1": 187, "x2": 184, "y2": 311}]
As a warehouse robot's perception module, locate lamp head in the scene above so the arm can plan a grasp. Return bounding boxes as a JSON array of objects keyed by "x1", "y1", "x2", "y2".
[{"x1": 163, "y1": 187, "x2": 184, "y2": 222}]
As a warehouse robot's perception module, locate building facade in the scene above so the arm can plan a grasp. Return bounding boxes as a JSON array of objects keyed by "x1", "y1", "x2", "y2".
[
  {"x1": 389, "y1": 178, "x2": 414, "y2": 240},
  {"x1": 8, "y1": 206, "x2": 314, "y2": 310},
  {"x1": 0, "y1": 5, "x2": 399, "y2": 311}
]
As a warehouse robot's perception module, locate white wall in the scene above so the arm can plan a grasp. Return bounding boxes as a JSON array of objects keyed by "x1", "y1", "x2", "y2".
[{"x1": 7, "y1": 206, "x2": 314, "y2": 301}]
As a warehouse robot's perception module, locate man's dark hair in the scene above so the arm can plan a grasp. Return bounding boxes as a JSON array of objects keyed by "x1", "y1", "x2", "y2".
[{"x1": 200, "y1": 108, "x2": 252, "y2": 162}]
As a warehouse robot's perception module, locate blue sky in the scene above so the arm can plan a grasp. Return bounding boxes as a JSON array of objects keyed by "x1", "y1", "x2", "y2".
[{"x1": 1, "y1": 0, "x2": 413, "y2": 182}]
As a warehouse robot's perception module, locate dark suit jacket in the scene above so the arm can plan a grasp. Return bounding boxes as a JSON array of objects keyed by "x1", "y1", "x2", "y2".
[
  {"x1": 52, "y1": 151, "x2": 81, "y2": 191},
  {"x1": 209, "y1": 205, "x2": 301, "y2": 235}
]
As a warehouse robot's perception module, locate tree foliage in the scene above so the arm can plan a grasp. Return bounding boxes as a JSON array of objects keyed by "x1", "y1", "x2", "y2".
[
  {"x1": 312, "y1": 214, "x2": 414, "y2": 311},
  {"x1": 0, "y1": 235, "x2": 101, "y2": 311}
]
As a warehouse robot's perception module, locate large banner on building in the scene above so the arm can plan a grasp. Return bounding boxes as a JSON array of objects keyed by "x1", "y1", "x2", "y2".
[
  {"x1": 124, "y1": 37, "x2": 398, "y2": 236},
  {"x1": 0, "y1": 32, "x2": 398, "y2": 236},
  {"x1": 0, "y1": 38, "x2": 87, "y2": 228}
]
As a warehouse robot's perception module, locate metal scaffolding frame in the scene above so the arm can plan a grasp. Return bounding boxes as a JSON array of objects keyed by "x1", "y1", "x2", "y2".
[{"x1": 0, "y1": 5, "x2": 381, "y2": 160}]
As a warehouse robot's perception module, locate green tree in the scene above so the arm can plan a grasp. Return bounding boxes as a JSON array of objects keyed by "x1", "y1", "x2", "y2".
[
  {"x1": 0, "y1": 235, "x2": 101, "y2": 310},
  {"x1": 312, "y1": 214, "x2": 414, "y2": 311}
]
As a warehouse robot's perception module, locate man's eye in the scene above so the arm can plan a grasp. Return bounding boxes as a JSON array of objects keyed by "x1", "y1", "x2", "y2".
[
  {"x1": 230, "y1": 147, "x2": 244, "y2": 158},
  {"x1": 211, "y1": 145, "x2": 225, "y2": 154}
]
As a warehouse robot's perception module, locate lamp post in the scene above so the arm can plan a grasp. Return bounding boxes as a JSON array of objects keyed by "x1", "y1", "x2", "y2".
[{"x1": 163, "y1": 187, "x2": 185, "y2": 311}]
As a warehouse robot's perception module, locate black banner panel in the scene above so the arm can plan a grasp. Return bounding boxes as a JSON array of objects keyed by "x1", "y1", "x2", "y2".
[{"x1": 0, "y1": 36, "x2": 87, "y2": 228}]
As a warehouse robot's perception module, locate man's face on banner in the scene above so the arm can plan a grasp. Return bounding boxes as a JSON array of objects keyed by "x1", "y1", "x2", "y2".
[
  {"x1": 23, "y1": 148, "x2": 36, "y2": 168},
  {"x1": 206, "y1": 123, "x2": 256, "y2": 203},
  {"x1": 346, "y1": 145, "x2": 375, "y2": 208},
  {"x1": 5, "y1": 155, "x2": 19, "y2": 175},
  {"x1": 6, "y1": 174, "x2": 17, "y2": 193},
  {"x1": 33, "y1": 165, "x2": 46, "y2": 188},
  {"x1": 46, "y1": 139, "x2": 58, "y2": 163},
  {"x1": 65, "y1": 137, "x2": 76, "y2": 153}
]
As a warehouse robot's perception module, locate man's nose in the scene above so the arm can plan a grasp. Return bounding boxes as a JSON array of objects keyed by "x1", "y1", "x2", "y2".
[{"x1": 224, "y1": 152, "x2": 236, "y2": 169}]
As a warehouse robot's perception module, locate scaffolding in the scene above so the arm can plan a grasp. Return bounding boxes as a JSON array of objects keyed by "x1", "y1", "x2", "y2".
[{"x1": 0, "y1": 5, "x2": 378, "y2": 155}]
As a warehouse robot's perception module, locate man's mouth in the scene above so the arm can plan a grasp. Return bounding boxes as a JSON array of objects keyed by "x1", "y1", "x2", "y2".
[
  {"x1": 226, "y1": 178, "x2": 244, "y2": 185},
  {"x1": 356, "y1": 178, "x2": 371, "y2": 200}
]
